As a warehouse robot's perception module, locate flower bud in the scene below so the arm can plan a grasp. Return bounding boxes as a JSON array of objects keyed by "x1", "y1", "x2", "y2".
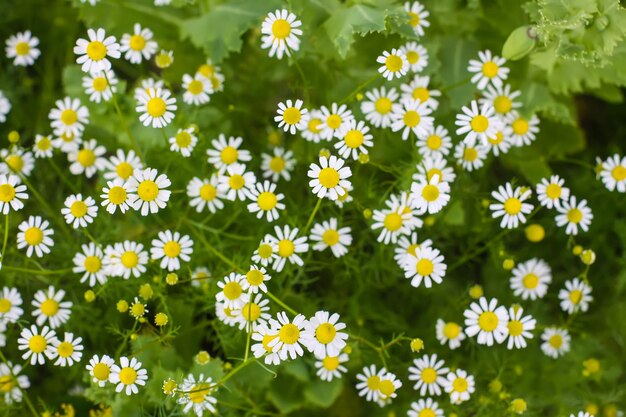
[{"x1": 502, "y1": 25, "x2": 537, "y2": 61}]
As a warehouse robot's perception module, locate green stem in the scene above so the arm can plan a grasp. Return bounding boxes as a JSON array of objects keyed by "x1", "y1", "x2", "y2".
[
  {"x1": 47, "y1": 158, "x2": 79, "y2": 193},
  {"x1": 17, "y1": 174, "x2": 72, "y2": 238},
  {"x1": 0, "y1": 214, "x2": 9, "y2": 267},
  {"x1": 440, "y1": 76, "x2": 472, "y2": 92},
  {"x1": 303, "y1": 198, "x2": 322, "y2": 232},
  {"x1": 338, "y1": 74, "x2": 378, "y2": 105},
  {"x1": 265, "y1": 291, "x2": 298, "y2": 315},
  {"x1": 243, "y1": 288, "x2": 253, "y2": 361},
  {"x1": 105, "y1": 71, "x2": 144, "y2": 163},
  {"x1": 291, "y1": 57, "x2": 310, "y2": 103},
  {"x1": 185, "y1": 220, "x2": 243, "y2": 272},
  {"x1": 216, "y1": 358, "x2": 257, "y2": 388},
  {"x1": 1, "y1": 266, "x2": 72, "y2": 275}
]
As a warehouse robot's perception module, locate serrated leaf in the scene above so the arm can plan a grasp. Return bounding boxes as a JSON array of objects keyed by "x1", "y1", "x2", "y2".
[
  {"x1": 520, "y1": 81, "x2": 576, "y2": 125},
  {"x1": 323, "y1": 4, "x2": 388, "y2": 58}
]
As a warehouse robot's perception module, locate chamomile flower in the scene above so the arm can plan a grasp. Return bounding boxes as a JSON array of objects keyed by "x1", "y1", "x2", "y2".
[
  {"x1": 302, "y1": 311, "x2": 348, "y2": 358},
  {"x1": 237, "y1": 293, "x2": 271, "y2": 331},
  {"x1": 555, "y1": 196, "x2": 593, "y2": 235},
  {"x1": 107, "y1": 241, "x2": 149, "y2": 279},
  {"x1": 275, "y1": 99, "x2": 308, "y2": 134},
  {"x1": 182, "y1": 73, "x2": 212, "y2": 105},
  {"x1": 436, "y1": 319, "x2": 466, "y2": 350},
  {"x1": 403, "y1": 245, "x2": 447, "y2": 288},
  {"x1": 100, "y1": 179, "x2": 131, "y2": 214},
  {"x1": 408, "y1": 354, "x2": 449, "y2": 396},
  {"x1": 177, "y1": 374, "x2": 217, "y2": 417},
  {"x1": 443, "y1": 369, "x2": 475, "y2": 404},
  {"x1": 267, "y1": 225, "x2": 309, "y2": 272},
  {"x1": 154, "y1": 49, "x2": 173, "y2": 68},
  {"x1": 377, "y1": 49, "x2": 409, "y2": 81},
  {"x1": 33, "y1": 134, "x2": 54, "y2": 158},
  {"x1": 52, "y1": 131, "x2": 82, "y2": 153},
  {"x1": 541, "y1": 327, "x2": 571, "y2": 358},
  {"x1": 169, "y1": 127, "x2": 197, "y2": 157},
  {"x1": 5, "y1": 31, "x2": 40, "y2": 66},
  {"x1": 490, "y1": 182, "x2": 533, "y2": 229},
  {"x1": 207, "y1": 134, "x2": 252, "y2": 173},
  {"x1": 31, "y1": 286, "x2": 72, "y2": 329},
  {"x1": 68, "y1": 139, "x2": 107, "y2": 178},
  {"x1": 468, "y1": 49, "x2": 509, "y2": 90},
  {"x1": 120, "y1": 23, "x2": 158, "y2": 64},
  {"x1": 134, "y1": 77, "x2": 164, "y2": 101},
  {"x1": 455, "y1": 100, "x2": 501, "y2": 146},
  {"x1": 241, "y1": 265, "x2": 271, "y2": 293},
  {"x1": 391, "y1": 99, "x2": 434, "y2": 140},
  {"x1": 247, "y1": 180, "x2": 285, "y2": 222},
  {"x1": 335, "y1": 120, "x2": 374, "y2": 160},
  {"x1": 127, "y1": 167, "x2": 171, "y2": 215},
  {"x1": 377, "y1": 372, "x2": 402, "y2": 405},
  {"x1": 187, "y1": 176, "x2": 224, "y2": 213},
  {"x1": 319, "y1": 103, "x2": 354, "y2": 141},
  {"x1": 73, "y1": 28, "x2": 121, "y2": 73},
  {"x1": 334, "y1": 183, "x2": 354, "y2": 208},
  {"x1": 414, "y1": 155, "x2": 456, "y2": 184},
  {"x1": 510, "y1": 258, "x2": 552, "y2": 300},
  {"x1": 301, "y1": 109, "x2": 325, "y2": 143},
  {"x1": 150, "y1": 230, "x2": 193, "y2": 272},
  {"x1": 268, "y1": 312, "x2": 308, "y2": 360},
  {"x1": 408, "y1": 398, "x2": 444, "y2": 417},
  {"x1": 559, "y1": 278, "x2": 593, "y2": 314},
  {"x1": 454, "y1": 142, "x2": 488, "y2": 171},
  {"x1": 251, "y1": 324, "x2": 281, "y2": 365},
  {"x1": 0, "y1": 174, "x2": 28, "y2": 214},
  {"x1": 464, "y1": 297, "x2": 509, "y2": 346},
  {"x1": 0, "y1": 287, "x2": 23, "y2": 323},
  {"x1": 72, "y1": 243, "x2": 107, "y2": 287},
  {"x1": 215, "y1": 273, "x2": 246, "y2": 310},
  {"x1": 600, "y1": 154, "x2": 626, "y2": 192},
  {"x1": 393, "y1": 233, "x2": 432, "y2": 267},
  {"x1": 17, "y1": 216, "x2": 54, "y2": 258},
  {"x1": 0, "y1": 148, "x2": 35, "y2": 177},
  {"x1": 18, "y1": 325, "x2": 58, "y2": 365},
  {"x1": 371, "y1": 201, "x2": 414, "y2": 245},
  {"x1": 104, "y1": 149, "x2": 142, "y2": 181},
  {"x1": 82, "y1": 70, "x2": 117, "y2": 103},
  {"x1": 86, "y1": 354, "x2": 115, "y2": 387},
  {"x1": 361, "y1": 87, "x2": 400, "y2": 128},
  {"x1": 310, "y1": 218, "x2": 352, "y2": 258},
  {"x1": 505, "y1": 111, "x2": 540, "y2": 146},
  {"x1": 49, "y1": 97, "x2": 89, "y2": 138},
  {"x1": 261, "y1": 9, "x2": 302, "y2": 59},
  {"x1": 308, "y1": 155, "x2": 352, "y2": 200},
  {"x1": 503, "y1": 306, "x2": 536, "y2": 351},
  {"x1": 217, "y1": 163, "x2": 256, "y2": 201},
  {"x1": 261, "y1": 147, "x2": 295, "y2": 182},
  {"x1": 405, "y1": 1, "x2": 430, "y2": 37},
  {"x1": 401, "y1": 75, "x2": 440, "y2": 110},
  {"x1": 410, "y1": 174, "x2": 450, "y2": 215},
  {"x1": 536, "y1": 175, "x2": 570, "y2": 209},
  {"x1": 484, "y1": 128, "x2": 513, "y2": 156},
  {"x1": 109, "y1": 356, "x2": 148, "y2": 395},
  {"x1": 252, "y1": 238, "x2": 278, "y2": 267},
  {"x1": 61, "y1": 194, "x2": 98, "y2": 228},
  {"x1": 136, "y1": 87, "x2": 177, "y2": 128},
  {"x1": 0, "y1": 91, "x2": 9, "y2": 123},
  {"x1": 401, "y1": 42, "x2": 429, "y2": 73},
  {"x1": 215, "y1": 302, "x2": 240, "y2": 327},
  {"x1": 52, "y1": 332, "x2": 83, "y2": 367},
  {"x1": 479, "y1": 84, "x2": 522, "y2": 116},
  {"x1": 315, "y1": 353, "x2": 349, "y2": 381},
  {"x1": 355, "y1": 365, "x2": 388, "y2": 403},
  {"x1": 0, "y1": 362, "x2": 30, "y2": 404}
]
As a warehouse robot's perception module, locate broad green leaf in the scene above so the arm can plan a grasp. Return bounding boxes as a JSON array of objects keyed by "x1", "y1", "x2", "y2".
[
  {"x1": 304, "y1": 378, "x2": 344, "y2": 408},
  {"x1": 437, "y1": 37, "x2": 478, "y2": 108},
  {"x1": 323, "y1": 4, "x2": 389, "y2": 58}
]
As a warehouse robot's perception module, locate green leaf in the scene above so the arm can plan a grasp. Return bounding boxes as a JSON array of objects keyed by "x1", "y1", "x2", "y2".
[
  {"x1": 437, "y1": 37, "x2": 478, "y2": 108},
  {"x1": 266, "y1": 374, "x2": 305, "y2": 414},
  {"x1": 520, "y1": 81, "x2": 576, "y2": 125},
  {"x1": 304, "y1": 378, "x2": 344, "y2": 408}
]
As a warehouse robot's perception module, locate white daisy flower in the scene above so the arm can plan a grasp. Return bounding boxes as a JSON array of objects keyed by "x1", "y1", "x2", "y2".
[
  {"x1": 107, "y1": 240, "x2": 149, "y2": 279},
  {"x1": 61, "y1": 193, "x2": 98, "y2": 228},
  {"x1": 247, "y1": 180, "x2": 286, "y2": 222},
  {"x1": 33, "y1": 134, "x2": 54, "y2": 158},
  {"x1": 52, "y1": 332, "x2": 83, "y2": 367},
  {"x1": 307, "y1": 155, "x2": 352, "y2": 201},
  {"x1": 377, "y1": 49, "x2": 409, "y2": 81},
  {"x1": 31, "y1": 286, "x2": 72, "y2": 329},
  {"x1": 315, "y1": 353, "x2": 349, "y2": 382},
  {"x1": 169, "y1": 127, "x2": 198, "y2": 157},
  {"x1": 103, "y1": 148, "x2": 143, "y2": 182},
  {"x1": 555, "y1": 196, "x2": 593, "y2": 235},
  {"x1": 150, "y1": 230, "x2": 193, "y2": 272},
  {"x1": 275, "y1": 99, "x2": 308, "y2": 134},
  {"x1": 120, "y1": 23, "x2": 158, "y2": 64},
  {"x1": 361, "y1": 87, "x2": 400, "y2": 128},
  {"x1": 215, "y1": 301, "x2": 240, "y2": 328},
  {"x1": 17, "y1": 215, "x2": 54, "y2": 258},
  {"x1": 414, "y1": 155, "x2": 456, "y2": 184},
  {"x1": 464, "y1": 297, "x2": 509, "y2": 346},
  {"x1": 100, "y1": 178, "x2": 131, "y2": 214},
  {"x1": 135, "y1": 87, "x2": 177, "y2": 128},
  {"x1": 455, "y1": 100, "x2": 502, "y2": 146},
  {"x1": 377, "y1": 372, "x2": 402, "y2": 405},
  {"x1": 405, "y1": 1, "x2": 430, "y2": 37},
  {"x1": 186, "y1": 175, "x2": 224, "y2": 213},
  {"x1": 109, "y1": 356, "x2": 148, "y2": 395},
  {"x1": 67, "y1": 139, "x2": 107, "y2": 178},
  {"x1": 484, "y1": 128, "x2": 513, "y2": 156},
  {"x1": 506, "y1": 306, "x2": 536, "y2": 349},
  {"x1": 410, "y1": 174, "x2": 450, "y2": 215},
  {"x1": 251, "y1": 324, "x2": 281, "y2": 365},
  {"x1": 371, "y1": 200, "x2": 415, "y2": 245},
  {"x1": 334, "y1": 183, "x2": 354, "y2": 208},
  {"x1": 127, "y1": 167, "x2": 172, "y2": 216},
  {"x1": 310, "y1": 217, "x2": 352, "y2": 258},
  {"x1": 17, "y1": 325, "x2": 58, "y2": 365},
  {"x1": 0, "y1": 287, "x2": 24, "y2": 323},
  {"x1": 237, "y1": 293, "x2": 271, "y2": 332},
  {"x1": 215, "y1": 272, "x2": 246, "y2": 310},
  {"x1": 541, "y1": 327, "x2": 571, "y2": 358},
  {"x1": 335, "y1": 119, "x2": 374, "y2": 160},
  {"x1": 0, "y1": 148, "x2": 35, "y2": 177},
  {"x1": 599, "y1": 154, "x2": 626, "y2": 192},
  {"x1": 177, "y1": 374, "x2": 217, "y2": 416},
  {"x1": 217, "y1": 163, "x2": 256, "y2": 201},
  {"x1": 182, "y1": 73, "x2": 213, "y2": 106},
  {"x1": 408, "y1": 398, "x2": 444, "y2": 417},
  {"x1": 154, "y1": 49, "x2": 174, "y2": 68},
  {"x1": 261, "y1": 9, "x2": 302, "y2": 59},
  {"x1": 401, "y1": 75, "x2": 440, "y2": 110},
  {"x1": 252, "y1": 238, "x2": 278, "y2": 268},
  {"x1": 355, "y1": 364, "x2": 388, "y2": 403},
  {"x1": 393, "y1": 233, "x2": 432, "y2": 268},
  {"x1": 536, "y1": 175, "x2": 570, "y2": 209},
  {"x1": 206, "y1": 134, "x2": 252, "y2": 173},
  {"x1": 72, "y1": 243, "x2": 107, "y2": 287},
  {"x1": 82, "y1": 69, "x2": 117, "y2": 103},
  {"x1": 319, "y1": 103, "x2": 354, "y2": 141},
  {"x1": 241, "y1": 264, "x2": 271, "y2": 294},
  {"x1": 454, "y1": 141, "x2": 488, "y2": 171},
  {"x1": 0, "y1": 174, "x2": 28, "y2": 214},
  {"x1": 391, "y1": 98, "x2": 434, "y2": 140},
  {"x1": 408, "y1": 353, "x2": 449, "y2": 396},
  {"x1": 489, "y1": 182, "x2": 534, "y2": 229},
  {"x1": 86, "y1": 354, "x2": 115, "y2": 387},
  {"x1": 268, "y1": 312, "x2": 308, "y2": 360},
  {"x1": 49, "y1": 97, "x2": 89, "y2": 138},
  {"x1": 467, "y1": 49, "x2": 509, "y2": 90},
  {"x1": 400, "y1": 42, "x2": 429, "y2": 73},
  {"x1": 559, "y1": 278, "x2": 593, "y2": 314},
  {"x1": 510, "y1": 258, "x2": 552, "y2": 300},
  {"x1": 134, "y1": 77, "x2": 164, "y2": 101},
  {"x1": 261, "y1": 147, "x2": 295, "y2": 182},
  {"x1": 0, "y1": 361, "x2": 30, "y2": 404},
  {"x1": 443, "y1": 369, "x2": 475, "y2": 404},
  {"x1": 52, "y1": 131, "x2": 82, "y2": 153},
  {"x1": 436, "y1": 318, "x2": 466, "y2": 350},
  {"x1": 0, "y1": 91, "x2": 10, "y2": 123},
  {"x1": 300, "y1": 108, "x2": 324, "y2": 143},
  {"x1": 403, "y1": 245, "x2": 446, "y2": 288},
  {"x1": 266, "y1": 225, "x2": 309, "y2": 272},
  {"x1": 5, "y1": 31, "x2": 40, "y2": 66},
  {"x1": 301, "y1": 311, "x2": 348, "y2": 358},
  {"x1": 505, "y1": 111, "x2": 540, "y2": 147},
  {"x1": 73, "y1": 28, "x2": 121, "y2": 73},
  {"x1": 478, "y1": 84, "x2": 522, "y2": 116}
]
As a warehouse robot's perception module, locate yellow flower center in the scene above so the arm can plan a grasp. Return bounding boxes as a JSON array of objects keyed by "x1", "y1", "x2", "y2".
[
  {"x1": 464, "y1": 147, "x2": 478, "y2": 161},
  {"x1": 406, "y1": 243, "x2": 420, "y2": 256},
  {"x1": 421, "y1": 367, "x2": 437, "y2": 383},
  {"x1": 408, "y1": 11, "x2": 420, "y2": 27},
  {"x1": 155, "y1": 53, "x2": 172, "y2": 68},
  {"x1": 70, "y1": 200, "x2": 88, "y2": 218},
  {"x1": 114, "y1": 162, "x2": 133, "y2": 180},
  {"x1": 220, "y1": 146, "x2": 238, "y2": 164},
  {"x1": 508, "y1": 320, "x2": 523, "y2": 336},
  {"x1": 86, "y1": 41, "x2": 107, "y2": 61},
  {"x1": 131, "y1": 303, "x2": 145, "y2": 317},
  {"x1": 146, "y1": 97, "x2": 166, "y2": 117},
  {"x1": 242, "y1": 302, "x2": 261, "y2": 321},
  {"x1": 322, "y1": 356, "x2": 339, "y2": 371},
  {"x1": 84, "y1": 255, "x2": 101, "y2": 273},
  {"x1": 92, "y1": 77, "x2": 108, "y2": 92},
  {"x1": 37, "y1": 136, "x2": 52, "y2": 150},
  {"x1": 478, "y1": 311, "x2": 498, "y2": 331},
  {"x1": 416, "y1": 258, "x2": 434, "y2": 276},
  {"x1": 258, "y1": 243, "x2": 273, "y2": 259},
  {"x1": 504, "y1": 198, "x2": 522, "y2": 215},
  {"x1": 379, "y1": 379, "x2": 396, "y2": 397},
  {"x1": 189, "y1": 383, "x2": 211, "y2": 403},
  {"x1": 427, "y1": 168, "x2": 442, "y2": 182},
  {"x1": 269, "y1": 156, "x2": 285, "y2": 172},
  {"x1": 246, "y1": 269, "x2": 265, "y2": 286},
  {"x1": 257, "y1": 191, "x2": 277, "y2": 211},
  {"x1": 119, "y1": 367, "x2": 137, "y2": 385},
  {"x1": 306, "y1": 119, "x2": 321, "y2": 134},
  {"x1": 262, "y1": 334, "x2": 277, "y2": 352},
  {"x1": 228, "y1": 174, "x2": 245, "y2": 190},
  {"x1": 315, "y1": 323, "x2": 336, "y2": 344},
  {"x1": 470, "y1": 115, "x2": 489, "y2": 132},
  {"x1": 322, "y1": 229, "x2": 339, "y2": 246},
  {"x1": 129, "y1": 34, "x2": 146, "y2": 51},
  {"x1": 344, "y1": 130, "x2": 364, "y2": 148},
  {"x1": 384, "y1": 213, "x2": 402, "y2": 231},
  {"x1": 488, "y1": 131, "x2": 504, "y2": 145},
  {"x1": 0, "y1": 298, "x2": 11, "y2": 313},
  {"x1": 366, "y1": 375, "x2": 381, "y2": 391},
  {"x1": 278, "y1": 239, "x2": 295, "y2": 257},
  {"x1": 493, "y1": 95, "x2": 512, "y2": 113},
  {"x1": 279, "y1": 323, "x2": 300, "y2": 344},
  {"x1": 282, "y1": 107, "x2": 301, "y2": 125},
  {"x1": 512, "y1": 118, "x2": 529, "y2": 135},
  {"x1": 15, "y1": 41, "x2": 30, "y2": 56},
  {"x1": 612, "y1": 165, "x2": 626, "y2": 181},
  {"x1": 569, "y1": 289, "x2": 582, "y2": 304},
  {"x1": 271, "y1": 19, "x2": 291, "y2": 39},
  {"x1": 403, "y1": 110, "x2": 420, "y2": 127},
  {"x1": 418, "y1": 409, "x2": 436, "y2": 417},
  {"x1": 41, "y1": 299, "x2": 59, "y2": 316},
  {"x1": 175, "y1": 131, "x2": 192, "y2": 148},
  {"x1": 163, "y1": 241, "x2": 181, "y2": 258},
  {"x1": 443, "y1": 322, "x2": 461, "y2": 338},
  {"x1": 0, "y1": 375, "x2": 14, "y2": 392},
  {"x1": 318, "y1": 167, "x2": 340, "y2": 189},
  {"x1": 6, "y1": 155, "x2": 23, "y2": 172},
  {"x1": 406, "y1": 50, "x2": 419, "y2": 64},
  {"x1": 421, "y1": 184, "x2": 440, "y2": 202},
  {"x1": 548, "y1": 334, "x2": 562, "y2": 348},
  {"x1": 326, "y1": 114, "x2": 342, "y2": 130},
  {"x1": 24, "y1": 227, "x2": 44, "y2": 246},
  {"x1": 77, "y1": 149, "x2": 96, "y2": 167},
  {"x1": 374, "y1": 97, "x2": 392, "y2": 114},
  {"x1": 187, "y1": 80, "x2": 204, "y2": 95},
  {"x1": 92, "y1": 363, "x2": 110, "y2": 381},
  {"x1": 223, "y1": 281, "x2": 242, "y2": 300},
  {"x1": 121, "y1": 251, "x2": 139, "y2": 268},
  {"x1": 108, "y1": 186, "x2": 127, "y2": 204},
  {"x1": 523, "y1": 273, "x2": 539, "y2": 289},
  {"x1": 61, "y1": 109, "x2": 78, "y2": 125},
  {"x1": 198, "y1": 64, "x2": 214, "y2": 78},
  {"x1": 199, "y1": 184, "x2": 217, "y2": 201},
  {"x1": 482, "y1": 61, "x2": 499, "y2": 78},
  {"x1": 0, "y1": 184, "x2": 16, "y2": 202},
  {"x1": 567, "y1": 208, "x2": 583, "y2": 224},
  {"x1": 545, "y1": 183, "x2": 561, "y2": 199},
  {"x1": 412, "y1": 87, "x2": 429, "y2": 102},
  {"x1": 137, "y1": 180, "x2": 159, "y2": 201},
  {"x1": 57, "y1": 341, "x2": 74, "y2": 358},
  {"x1": 452, "y1": 377, "x2": 468, "y2": 392},
  {"x1": 28, "y1": 335, "x2": 47, "y2": 353},
  {"x1": 385, "y1": 54, "x2": 403, "y2": 72}
]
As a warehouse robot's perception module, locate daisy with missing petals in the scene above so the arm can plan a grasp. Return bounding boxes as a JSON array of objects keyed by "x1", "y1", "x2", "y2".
[
  {"x1": 467, "y1": 49, "x2": 509, "y2": 90},
  {"x1": 61, "y1": 194, "x2": 98, "y2": 228},
  {"x1": 150, "y1": 230, "x2": 193, "y2": 272},
  {"x1": 301, "y1": 311, "x2": 348, "y2": 358},
  {"x1": 155, "y1": 49, "x2": 173, "y2": 68},
  {"x1": 335, "y1": 120, "x2": 374, "y2": 160},
  {"x1": 218, "y1": 163, "x2": 256, "y2": 201},
  {"x1": 267, "y1": 225, "x2": 309, "y2": 272},
  {"x1": 559, "y1": 278, "x2": 592, "y2": 314},
  {"x1": 49, "y1": 97, "x2": 89, "y2": 138},
  {"x1": 31, "y1": 286, "x2": 72, "y2": 328},
  {"x1": 134, "y1": 77, "x2": 164, "y2": 101},
  {"x1": 177, "y1": 374, "x2": 217, "y2": 417},
  {"x1": 247, "y1": 181, "x2": 285, "y2": 222},
  {"x1": 207, "y1": 134, "x2": 252, "y2": 173},
  {"x1": 410, "y1": 174, "x2": 450, "y2": 215},
  {"x1": 555, "y1": 196, "x2": 593, "y2": 235},
  {"x1": 401, "y1": 75, "x2": 441, "y2": 110},
  {"x1": 127, "y1": 167, "x2": 171, "y2": 216},
  {"x1": 541, "y1": 327, "x2": 571, "y2": 358},
  {"x1": 237, "y1": 294, "x2": 271, "y2": 331},
  {"x1": 510, "y1": 258, "x2": 552, "y2": 300},
  {"x1": 307, "y1": 155, "x2": 352, "y2": 200},
  {"x1": 391, "y1": 99, "x2": 434, "y2": 140},
  {"x1": 361, "y1": 87, "x2": 400, "y2": 128},
  {"x1": 403, "y1": 245, "x2": 446, "y2": 288},
  {"x1": 319, "y1": 103, "x2": 354, "y2": 141},
  {"x1": 355, "y1": 365, "x2": 388, "y2": 403},
  {"x1": 600, "y1": 154, "x2": 626, "y2": 192},
  {"x1": 216, "y1": 302, "x2": 240, "y2": 327},
  {"x1": 393, "y1": 233, "x2": 431, "y2": 267},
  {"x1": 377, "y1": 372, "x2": 402, "y2": 406},
  {"x1": 107, "y1": 241, "x2": 149, "y2": 279},
  {"x1": 0, "y1": 361, "x2": 30, "y2": 404},
  {"x1": 72, "y1": 243, "x2": 107, "y2": 287},
  {"x1": 454, "y1": 142, "x2": 488, "y2": 171},
  {"x1": 268, "y1": 312, "x2": 308, "y2": 360},
  {"x1": 443, "y1": 369, "x2": 475, "y2": 404},
  {"x1": 101, "y1": 179, "x2": 131, "y2": 214},
  {"x1": 104, "y1": 149, "x2": 143, "y2": 181},
  {"x1": 0, "y1": 174, "x2": 28, "y2": 214},
  {"x1": 109, "y1": 356, "x2": 148, "y2": 395},
  {"x1": 73, "y1": 28, "x2": 121, "y2": 73},
  {"x1": 261, "y1": 147, "x2": 295, "y2": 182},
  {"x1": 310, "y1": 218, "x2": 352, "y2": 258},
  {"x1": 408, "y1": 354, "x2": 449, "y2": 396},
  {"x1": 0, "y1": 287, "x2": 23, "y2": 323},
  {"x1": 82, "y1": 70, "x2": 117, "y2": 103},
  {"x1": 275, "y1": 99, "x2": 308, "y2": 134},
  {"x1": 405, "y1": 1, "x2": 430, "y2": 37},
  {"x1": 377, "y1": 49, "x2": 409, "y2": 80},
  {"x1": 261, "y1": 9, "x2": 302, "y2": 59},
  {"x1": 86, "y1": 354, "x2": 115, "y2": 387},
  {"x1": 455, "y1": 100, "x2": 501, "y2": 146},
  {"x1": 182, "y1": 73, "x2": 212, "y2": 106},
  {"x1": 414, "y1": 155, "x2": 456, "y2": 184},
  {"x1": 68, "y1": 139, "x2": 107, "y2": 178},
  {"x1": 52, "y1": 332, "x2": 83, "y2": 367},
  {"x1": 136, "y1": 87, "x2": 177, "y2": 128},
  {"x1": 506, "y1": 306, "x2": 536, "y2": 350},
  {"x1": 489, "y1": 183, "x2": 533, "y2": 229},
  {"x1": 33, "y1": 134, "x2": 54, "y2": 158},
  {"x1": 478, "y1": 84, "x2": 522, "y2": 116},
  {"x1": 400, "y1": 42, "x2": 429, "y2": 73},
  {"x1": 18, "y1": 325, "x2": 58, "y2": 365},
  {"x1": 408, "y1": 398, "x2": 444, "y2": 417},
  {"x1": 17, "y1": 216, "x2": 54, "y2": 258},
  {"x1": 436, "y1": 319, "x2": 466, "y2": 350},
  {"x1": 129, "y1": 297, "x2": 147, "y2": 320},
  {"x1": 536, "y1": 175, "x2": 570, "y2": 209},
  {"x1": 315, "y1": 353, "x2": 349, "y2": 381},
  {"x1": 464, "y1": 297, "x2": 509, "y2": 346},
  {"x1": 169, "y1": 127, "x2": 197, "y2": 157},
  {"x1": 485, "y1": 128, "x2": 513, "y2": 156},
  {"x1": 120, "y1": 23, "x2": 158, "y2": 64},
  {"x1": 187, "y1": 176, "x2": 224, "y2": 213},
  {"x1": 241, "y1": 265, "x2": 271, "y2": 294},
  {"x1": 5, "y1": 31, "x2": 40, "y2": 66},
  {"x1": 251, "y1": 324, "x2": 281, "y2": 365}
]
